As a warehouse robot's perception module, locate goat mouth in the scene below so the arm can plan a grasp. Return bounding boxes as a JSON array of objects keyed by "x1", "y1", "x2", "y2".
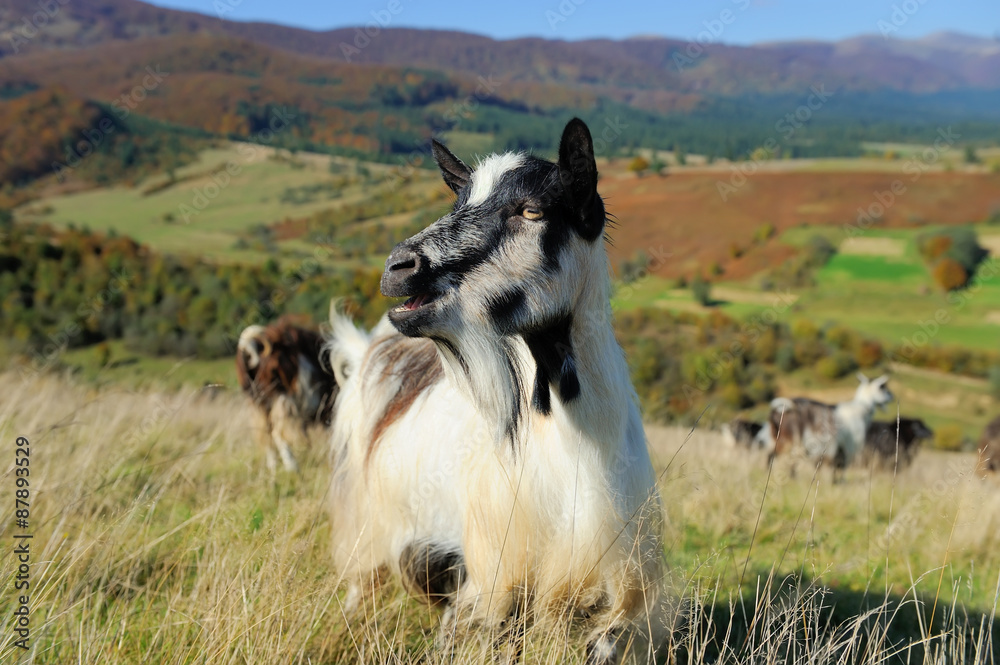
[{"x1": 397, "y1": 292, "x2": 440, "y2": 312}]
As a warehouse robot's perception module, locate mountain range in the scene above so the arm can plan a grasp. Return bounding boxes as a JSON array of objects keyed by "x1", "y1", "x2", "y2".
[{"x1": 1, "y1": 0, "x2": 999, "y2": 194}]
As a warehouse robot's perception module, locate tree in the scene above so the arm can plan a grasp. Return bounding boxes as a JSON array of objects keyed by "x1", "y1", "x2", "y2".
[
  {"x1": 627, "y1": 156, "x2": 650, "y2": 178},
  {"x1": 964, "y1": 145, "x2": 980, "y2": 164},
  {"x1": 691, "y1": 275, "x2": 711, "y2": 306},
  {"x1": 932, "y1": 257, "x2": 968, "y2": 291}
]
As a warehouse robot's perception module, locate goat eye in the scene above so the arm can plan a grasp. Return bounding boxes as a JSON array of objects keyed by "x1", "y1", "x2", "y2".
[{"x1": 521, "y1": 207, "x2": 544, "y2": 220}]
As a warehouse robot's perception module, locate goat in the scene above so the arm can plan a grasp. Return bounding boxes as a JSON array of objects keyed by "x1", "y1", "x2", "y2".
[
  {"x1": 978, "y1": 416, "x2": 1000, "y2": 475},
  {"x1": 768, "y1": 374, "x2": 894, "y2": 481},
  {"x1": 327, "y1": 119, "x2": 666, "y2": 663},
  {"x1": 860, "y1": 417, "x2": 932, "y2": 471},
  {"x1": 722, "y1": 419, "x2": 767, "y2": 450},
  {"x1": 236, "y1": 318, "x2": 338, "y2": 472}
]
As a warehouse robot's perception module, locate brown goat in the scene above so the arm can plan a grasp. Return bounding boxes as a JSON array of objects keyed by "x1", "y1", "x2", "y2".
[
  {"x1": 978, "y1": 416, "x2": 1000, "y2": 476},
  {"x1": 235, "y1": 318, "x2": 338, "y2": 472}
]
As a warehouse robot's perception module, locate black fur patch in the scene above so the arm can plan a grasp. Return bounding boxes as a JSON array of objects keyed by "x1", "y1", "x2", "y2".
[
  {"x1": 487, "y1": 288, "x2": 528, "y2": 333},
  {"x1": 417, "y1": 158, "x2": 583, "y2": 287},
  {"x1": 399, "y1": 541, "x2": 466, "y2": 607},
  {"x1": 523, "y1": 313, "x2": 580, "y2": 415},
  {"x1": 500, "y1": 338, "x2": 524, "y2": 444},
  {"x1": 532, "y1": 367, "x2": 551, "y2": 415}
]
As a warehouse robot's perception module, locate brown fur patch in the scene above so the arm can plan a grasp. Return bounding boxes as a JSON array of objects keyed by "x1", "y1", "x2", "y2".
[
  {"x1": 367, "y1": 335, "x2": 443, "y2": 466},
  {"x1": 236, "y1": 317, "x2": 337, "y2": 424}
]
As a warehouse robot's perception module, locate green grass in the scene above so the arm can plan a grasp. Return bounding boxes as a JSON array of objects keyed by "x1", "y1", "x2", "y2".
[
  {"x1": 14, "y1": 143, "x2": 440, "y2": 263},
  {"x1": 55, "y1": 340, "x2": 238, "y2": 391},
  {"x1": 623, "y1": 228, "x2": 1000, "y2": 354},
  {"x1": 817, "y1": 254, "x2": 926, "y2": 283}
]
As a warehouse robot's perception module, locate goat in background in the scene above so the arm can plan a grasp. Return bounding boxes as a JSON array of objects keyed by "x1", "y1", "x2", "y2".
[
  {"x1": 769, "y1": 374, "x2": 894, "y2": 481},
  {"x1": 236, "y1": 318, "x2": 338, "y2": 472}
]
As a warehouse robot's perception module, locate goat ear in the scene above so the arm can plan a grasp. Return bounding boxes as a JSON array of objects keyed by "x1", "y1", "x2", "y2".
[
  {"x1": 873, "y1": 374, "x2": 889, "y2": 386},
  {"x1": 856, "y1": 372, "x2": 870, "y2": 385},
  {"x1": 558, "y1": 118, "x2": 603, "y2": 240},
  {"x1": 431, "y1": 140, "x2": 472, "y2": 195}
]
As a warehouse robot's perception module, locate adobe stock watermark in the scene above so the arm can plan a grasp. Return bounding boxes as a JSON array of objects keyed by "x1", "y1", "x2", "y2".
[
  {"x1": 16, "y1": 269, "x2": 132, "y2": 381},
  {"x1": 222, "y1": 234, "x2": 337, "y2": 352},
  {"x1": 177, "y1": 107, "x2": 297, "y2": 223},
  {"x1": 877, "y1": 0, "x2": 932, "y2": 39},
  {"x1": 844, "y1": 126, "x2": 959, "y2": 239},
  {"x1": 51, "y1": 65, "x2": 169, "y2": 179},
  {"x1": 716, "y1": 84, "x2": 834, "y2": 201},
  {"x1": 614, "y1": 245, "x2": 674, "y2": 308},
  {"x1": 4, "y1": 0, "x2": 70, "y2": 54},
  {"x1": 680, "y1": 289, "x2": 798, "y2": 403},
  {"x1": 545, "y1": 0, "x2": 588, "y2": 30},
  {"x1": 339, "y1": 0, "x2": 408, "y2": 62},
  {"x1": 673, "y1": 0, "x2": 752, "y2": 71},
  {"x1": 213, "y1": 0, "x2": 243, "y2": 19},
  {"x1": 892, "y1": 257, "x2": 999, "y2": 361},
  {"x1": 383, "y1": 74, "x2": 504, "y2": 191}
]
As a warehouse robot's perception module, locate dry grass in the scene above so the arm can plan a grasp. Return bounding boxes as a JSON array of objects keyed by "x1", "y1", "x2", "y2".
[{"x1": 1, "y1": 373, "x2": 997, "y2": 664}]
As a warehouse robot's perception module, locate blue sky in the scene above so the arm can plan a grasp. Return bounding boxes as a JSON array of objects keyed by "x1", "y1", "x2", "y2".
[{"x1": 147, "y1": 0, "x2": 998, "y2": 43}]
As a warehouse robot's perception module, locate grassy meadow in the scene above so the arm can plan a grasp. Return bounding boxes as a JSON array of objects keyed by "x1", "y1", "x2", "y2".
[
  {"x1": 5, "y1": 140, "x2": 1000, "y2": 662},
  {"x1": 1, "y1": 373, "x2": 997, "y2": 664},
  {"x1": 15, "y1": 144, "x2": 439, "y2": 264}
]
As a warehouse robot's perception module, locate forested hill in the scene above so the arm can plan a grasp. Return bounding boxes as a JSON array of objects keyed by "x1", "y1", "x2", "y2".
[{"x1": 2, "y1": 0, "x2": 1000, "y2": 200}]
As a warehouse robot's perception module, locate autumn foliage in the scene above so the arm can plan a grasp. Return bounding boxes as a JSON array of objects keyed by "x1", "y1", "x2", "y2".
[{"x1": 932, "y1": 257, "x2": 969, "y2": 291}]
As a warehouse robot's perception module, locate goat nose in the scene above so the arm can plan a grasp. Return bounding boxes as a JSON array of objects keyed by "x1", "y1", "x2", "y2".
[
  {"x1": 381, "y1": 247, "x2": 422, "y2": 297},
  {"x1": 386, "y1": 248, "x2": 420, "y2": 275}
]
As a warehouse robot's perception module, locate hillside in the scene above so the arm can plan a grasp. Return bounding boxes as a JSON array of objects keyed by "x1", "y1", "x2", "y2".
[
  {"x1": 2, "y1": 0, "x2": 1000, "y2": 199},
  {"x1": 3, "y1": 0, "x2": 1000, "y2": 95}
]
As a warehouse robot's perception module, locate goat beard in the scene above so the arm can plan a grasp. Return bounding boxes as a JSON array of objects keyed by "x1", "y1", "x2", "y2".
[{"x1": 435, "y1": 327, "x2": 534, "y2": 451}]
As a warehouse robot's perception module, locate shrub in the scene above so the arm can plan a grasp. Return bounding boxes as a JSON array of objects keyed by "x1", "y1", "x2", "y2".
[
  {"x1": 776, "y1": 343, "x2": 797, "y2": 372},
  {"x1": 627, "y1": 156, "x2": 650, "y2": 177},
  {"x1": 719, "y1": 383, "x2": 748, "y2": 409},
  {"x1": 989, "y1": 364, "x2": 1000, "y2": 400},
  {"x1": 854, "y1": 340, "x2": 884, "y2": 368},
  {"x1": 932, "y1": 257, "x2": 968, "y2": 291},
  {"x1": 794, "y1": 339, "x2": 827, "y2": 367},
  {"x1": 919, "y1": 227, "x2": 988, "y2": 290},
  {"x1": 619, "y1": 249, "x2": 649, "y2": 284},
  {"x1": 754, "y1": 223, "x2": 776, "y2": 244},
  {"x1": 815, "y1": 352, "x2": 858, "y2": 380},
  {"x1": 791, "y1": 319, "x2": 820, "y2": 341},
  {"x1": 691, "y1": 275, "x2": 711, "y2": 306},
  {"x1": 919, "y1": 235, "x2": 952, "y2": 262},
  {"x1": 805, "y1": 234, "x2": 837, "y2": 265},
  {"x1": 933, "y1": 424, "x2": 965, "y2": 451}
]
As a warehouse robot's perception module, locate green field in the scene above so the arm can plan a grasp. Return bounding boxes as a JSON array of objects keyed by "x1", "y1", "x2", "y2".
[{"x1": 14, "y1": 143, "x2": 441, "y2": 263}]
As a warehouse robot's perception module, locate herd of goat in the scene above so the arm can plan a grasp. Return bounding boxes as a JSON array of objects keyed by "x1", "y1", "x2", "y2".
[
  {"x1": 228, "y1": 120, "x2": 998, "y2": 664},
  {"x1": 724, "y1": 375, "x2": 999, "y2": 478}
]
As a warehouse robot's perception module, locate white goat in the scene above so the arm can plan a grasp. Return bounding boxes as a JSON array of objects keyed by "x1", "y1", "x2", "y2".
[
  {"x1": 769, "y1": 373, "x2": 894, "y2": 480},
  {"x1": 327, "y1": 119, "x2": 666, "y2": 663}
]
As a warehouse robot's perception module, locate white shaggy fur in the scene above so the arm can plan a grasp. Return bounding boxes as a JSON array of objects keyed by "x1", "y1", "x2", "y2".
[
  {"x1": 466, "y1": 152, "x2": 525, "y2": 207},
  {"x1": 326, "y1": 127, "x2": 666, "y2": 662}
]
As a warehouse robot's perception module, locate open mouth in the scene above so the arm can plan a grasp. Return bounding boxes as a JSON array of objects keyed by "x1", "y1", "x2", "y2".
[{"x1": 397, "y1": 292, "x2": 440, "y2": 312}]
